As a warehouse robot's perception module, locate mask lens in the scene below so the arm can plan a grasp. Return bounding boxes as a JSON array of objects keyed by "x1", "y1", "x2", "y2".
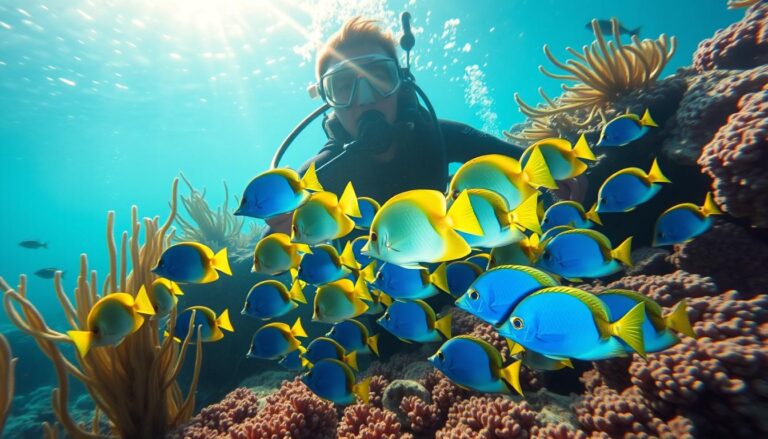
[
  {"x1": 323, "y1": 68, "x2": 356, "y2": 107},
  {"x1": 364, "y1": 60, "x2": 399, "y2": 95},
  {"x1": 320, "y1": 56, "x2": 400, "y2": 108}
]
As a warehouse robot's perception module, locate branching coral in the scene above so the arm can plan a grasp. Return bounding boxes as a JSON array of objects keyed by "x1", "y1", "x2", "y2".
[
  {"x1": 728, "y1": 0, "x2": 762, "y2": 10},
  {"x1": 508, "y1": 18, "x2": 676, "y2": 143},
  {"x1": 0, "y1": 333, "x2": 16, "y2": 435},
  {"x1": 0, "y1": 179, "x2": 204, "y2": 439},
  {"x1": 175, "y1": 173, "x2": 262, "y2": 262}
]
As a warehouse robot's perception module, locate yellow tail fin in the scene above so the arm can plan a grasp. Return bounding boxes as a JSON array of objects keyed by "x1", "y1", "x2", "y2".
[
  {"x1": 345, "y1": 351, "x2": 359, "y2": 371},
  {"x1": 290, "y1": 268, "x2": 299, "y2": 282},
  {"x1": 361, "y1": 261, "x2": 377, "y2": 283},
  {"x1": 647, "y1": 159, "x2": 671, "y2": 184},
  {"x1": 560, "y1": 358, "x2": 574, "y2": 369},
  {"x1": 368, "y1": 334, "x2": 380, "y2": 356},
  {"x1": 430, "y1": 262, "x2": 451, "y2": 293},
  {"x1": 293, "y1": 242, "x2": 313, "y2": 255},
  {"x1": 666, "y1": 300, "x2": 695, "y2": 338},
  {"x1": 585, "y1": 203, "x2": 602, "y2": 225},
  {"x1": 611, "y1": 237, "x2": 633, "y2": 267},
  {"x1": 354, "y1": 276, "x2": 372, "y2": 302},
  {"x1": 508, "y1": 193, "x2": 541, "y2": 235},
  {"x1": 353, "y1": 377, "x2": 371, "y2": 404},
  {"x1": 339, "y1": 182, "x2": 362, "y2": 218},
  {"x1": 500, "y1": 360, "x2": 523, "y2": 396},
  {"x1": 217, "y1": 309, "x2": 234, "y2": 332},
  {"x1": 291, "y1": 317, "x2": 308, "y2": 338},
  {"x1": 522, "y1": 147, "x2": 558, "y2": 189},
  {"x1": 134, "y1": 286, "x2": 156, "y2": 316},
  {"x1": 572, "y1": 134, "x2": 595, "y2": 161},
  {"x1": 701, "y1": 192, "x2": 723, "y2": 216},
  {"x1": 447, "y1": 190, "x2": 483, "y2": 236},
  {"x1": 68, "y1": 330, "x2": 94, "y2": 358},
  {"x1": 300, "y1": 162, "x2": 324, "y2": 192},
  {"x1": 289, "y1": 281, "x2": 307, "y2": 304},
  {"x1": 609, "y1": 303, "x2": 646, "y2": 358},
  {"x1": 435, "y1": 314, "x2": 452, "y2": 339},
  {"x1": 212, "y1": 248, "x2": 232, "y2": 276},
  {"x1": 340, "y1": 241, "x2": 360, "y2": 269},
  {"x1": 640, "y1": 109, "x2": 658, "y2": 127},
  {"x1": 378, "y1": 292, "x2": 393, "y2": 307}
]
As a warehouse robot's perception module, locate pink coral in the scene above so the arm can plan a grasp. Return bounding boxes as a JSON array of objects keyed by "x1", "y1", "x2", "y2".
[
  {"x1": 698, "y1": 82, "x2": 768, "y2": 227},
  {"x1": 400, "y1": 395, "x2": 441, "y2": 435},
  {"x1": 368, "y1": 375, "x2": 390, "y2": 409},
  {"x1": 337, "y1": 404, "x2": 408, "y2": 439},
  {"x1": 693, "y1": 2, "x2": 768, "y2": 72},
  {"x1": 436, "y1": 396, "x2": 539, "y2": 438},
  {"x1": 168, "y1": 387, "x2": 261, "y2": 439},
  {"x1": 530, "y1": 422, "x2": 589, "y2": 439}
]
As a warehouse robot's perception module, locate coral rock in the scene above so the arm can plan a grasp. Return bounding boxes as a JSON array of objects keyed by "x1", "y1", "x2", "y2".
[
  {"x1": 693, "y1": 2, "x2": 768, "y2": 72},
  {"x1": 436, "y1": 396, "x2": 539, "y2": 438},
  {"x1": 337, "y1": 404, "x2": 408, "y2": 439},
  {"x1": 382, "y1": 380, "x2": 431, "y2": 425},
  {"x1": 599, "y1": 269, "x2": 719, "y2": 307}
]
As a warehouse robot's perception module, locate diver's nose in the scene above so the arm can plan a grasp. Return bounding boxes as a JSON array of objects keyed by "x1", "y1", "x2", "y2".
[{"x1": 356, "y1": 78, "x2": 377, "y2": 106}]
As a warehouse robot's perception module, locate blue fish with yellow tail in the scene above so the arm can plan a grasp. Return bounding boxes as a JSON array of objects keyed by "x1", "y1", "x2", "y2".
[
  {"x1": 364, "y1": 261, "x2": 449, "y2": 301},
  {"x1": 445, "y1": 260, "x2": 484, "y2": 298},
  {"x1": 521, "y1": 134, "x2": 595, "y2": 181},
  {"x1": 241, "y1": 280, "x2": 307, "y2": 320},
  {"x1": 376, "y1": 299, "x2": 451, "y2": 343},
  {"x1": 448, "y1": 151, "x2": 557, "y2": 210},
  {"x1": 292, "y1": 182, "x2": 362, "y2": 245},
  {"x1": 296, "y1": 243, "x2": 355, "y2": 285},
  {"x1": 488, "y1": 234, "x2": 541, "y2": 269},
  {"x1": 465, "y1": 252, "x2": 491, "y2": 269},
  {"x1": 278, "y1": 346, "x2": 309, "y2": 371},
  {"x1": 247, "y1": 317, "x2": 307, "y2": 360},
  {"x1": 235, "y1": 162, "x2": 323, "y2": 219},
  {"x1": 67, "y1": 289, "x2": 156, "y2": 357},
  {"x1": 653, "y1": 192, "x2": 722, "y2": 246},
  {"x1": 354, "y1": 197, "x2": 380, "y2": 230},
  {"x1": 304, "y1": 336, "x2": 358, "y2": 371},
  {"x1": 597, "y1": 289, "x2": 695, "y2": 353},
  {"x1": 542, "y1": 201, "x2": 601, "y2": 231},
  {"x1": 173, "y1": 306, "x2": 234, "y2": 343},
  {"x1": 429, "y1": 335, "x2": 523, "y2": 395},
  {"x1": 351, "y1": 236, "x2": 374, "y2": 267},
  {"x1": 597, "y1": 109, "x2": 657, "y2": 147},
  {"x1": 596, "y1": 159, "x2": 671, "y2": 213},
  {"x1": 458, "y1": 189, "x2": 541, "y2": 249},
  {"x1": 537, "y1": 229, "x2": 632, "y2": 281},
  {"x1": 499, "y1": 286, "x2": 646, "y2": 361},
  {"x1": 152, "y1": 242, "x2": 231, "y2": 283},
  {"x1": 141, "y1": 278, "x2": 184, "y2": 319},
  {"x1": 300, "y1": 359, "x2": 370, "y2": 405},
  {"x1": 313, "y1": 277, "x2": 372, "y2": 324},
  {"x1": 456, "y1": 265, "x2": 558, "y2": 326},
  {"x1": 362, "y1": 190, "x2": 483, "y2": 268},
  {"x1": 325, "y1": 319, "x2": 379, "y2": 356},
  {"x1": 252, "y1": 233, "x2": 311, "y2": 276},
  {"x1": 507, "y1": 341, "x2": 573, "y2": 371}
]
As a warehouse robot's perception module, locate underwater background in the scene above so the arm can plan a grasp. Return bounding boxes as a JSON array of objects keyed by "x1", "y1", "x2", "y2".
[{"x1": 1, "y1": 0, "x2": 766, "y2": 438}]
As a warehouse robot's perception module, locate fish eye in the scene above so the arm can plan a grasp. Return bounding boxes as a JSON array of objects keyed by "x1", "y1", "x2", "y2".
[
  {"x1": 377, "y1": 272, "x2": 383, "y2": 280},
  {"x1": 469, "y1": 290, "x2": 479, "y2": 300},
  {"x1": 371, "y1": 232, "x2": 378, "y2": 243},
  {"x1": 543, "y1": 217, "x2": 549, "y2": 224},
  {"x1": 437, "y1": 351, "x2": 445, "y2": 361},
  {"x1": 385, "y1": 313, "x2": 391, "y2": 321},
  {"x1": 543, "y1": 251, "x2": 551, "y2": 260},
  {"x1": 242, "y1": 196, "x2": 247, "y2": 204},
  {"x1": 451, "y1": 190, "x2": 459, "y2": 200},
  {"x1": 511, "y1": 317, "x2": 524, "y2": 330}
]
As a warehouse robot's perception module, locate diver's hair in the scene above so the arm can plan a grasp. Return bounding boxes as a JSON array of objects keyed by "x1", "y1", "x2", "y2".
[{"x1": 316, "y1": 16, "x2": 397, "y2": 79}]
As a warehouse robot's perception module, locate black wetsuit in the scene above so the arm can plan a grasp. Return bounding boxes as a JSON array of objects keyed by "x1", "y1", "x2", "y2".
[{"x1": 298, "y1": 111, "x2": 524, "y2": 204}]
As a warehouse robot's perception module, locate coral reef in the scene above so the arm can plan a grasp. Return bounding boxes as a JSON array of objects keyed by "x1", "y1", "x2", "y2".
[
  {"x1": 382, "y1": 379, "x2": 431, "y2": 425},
  {"x1": 698, "y1": 81, "x2": 768, "y2": 227},
  {"x1": 0, "y1": 333, "x2": 15, "y2": 435},
  {"x1": 1, "y1": 179, "x2": 203, "y2": 439},
  {"x1": 436, "y1": 396, "x2": 538, "y2": 438},
  {"x1": 694, "y1": 2, "x2": 768, "y2": 71},
  {"x1": 175, "y1": 173, "x2": 263, "y2": 262},
  {"x1": 338, "y1": 404, "x2": 408, "y2": 439}
]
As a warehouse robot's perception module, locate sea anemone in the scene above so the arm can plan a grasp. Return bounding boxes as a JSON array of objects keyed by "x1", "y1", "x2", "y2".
[{"x1": 508, "y1": 18, "x2": 676, "y2": 143}]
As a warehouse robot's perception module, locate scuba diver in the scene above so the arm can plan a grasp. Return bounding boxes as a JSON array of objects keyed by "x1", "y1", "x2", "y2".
[{"x1": 265, "y1": 15, "x2": 524, "y2": 235}]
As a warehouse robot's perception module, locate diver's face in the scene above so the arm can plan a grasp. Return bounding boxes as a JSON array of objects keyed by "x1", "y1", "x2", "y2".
[{"x1": 328, "y1": 44, "x2": 399, "y2": 139}]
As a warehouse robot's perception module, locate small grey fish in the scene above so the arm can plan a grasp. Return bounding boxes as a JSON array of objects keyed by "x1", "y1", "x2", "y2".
[
  {"x1": 588, "y1": 20, "x2": 640, "y2": 38},
  {"x1": 19, "y1": 240, "x2": 48, "y2": 249},
  {"x1": 34, "y1": 268, "x2": 64, "y2": 279}
]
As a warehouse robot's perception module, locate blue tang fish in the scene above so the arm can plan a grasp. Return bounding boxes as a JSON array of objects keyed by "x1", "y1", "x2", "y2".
[
  {"x1": 542, "y1": 201, "x2": 601, "y2": 231},
  {"x1": 456, "y1": 265, "x2": 558, "y2": 326},
  {"x1": 300, "y1": 358, "x2": 370, "y2": 405},
  {"x1": 326, "y1": 319, "x2": 379, "y2": 356},
  {"x1": 241, "y1": 280, "x2": 307, "y2": 320},
  {"x1": 596, "y1": 159, "x2": 671, "y2": 213},
  {"x1": 498, "y1": 286, "x2": 646, "y2": 361},
  {"x1": 173, "y1": 306, "x2": 233, "y2": 343},
  {"x1": 429, "y1": 336, "x2": 522, "y2": 395},
  {"x1": 292, "y1": 183, "x2": 361, "y2": 245},
  {"x1": 354, "y1": 197, "x2": 380, "y2": 230},
  {"x1": 351, "y1": 236, "x2": 374, "y2": 267},
  {"x1": 296, "y1": 243, "x2": 355, "y2": 285},
  {"x1": 520, "y1": 135, "x2": 595, "y2": 181},
  {"x1": 304, "y1": 336, "x2": 358, "y2": 370},
  {"x1": 313, "y1": 277, "x2": 372, "y2": 324},
  {"x1": 507, "y1": 342, "x2": 573, "y2": 371},
  {"x1": 278, "y1": 346, "x2": 309, "y2": 371},
  {"x1": 153, "y1": 242, "x2": 231, "y2": 284},
  {"x1": 445, "y1": 260, "x2": 484, "y2": 298},
  {"x1": 252, "y1": 233, "x2": 311, "y2": 276},
  {"x1": 235, "y1": 163, "x2": 323, "y2": 219},
  {"x1": 365, "y1": 262, "x2": 449, "y2": 300},
  {"x1": 653, "y1": 192, "x2": 722, "y2": 246},
  {"x1": 246, "y1": 317, "x2": 307, "y2": 360},
  {"x1": 596, "y1": 289, "x2": 695, "y2": 353},
  {"x1": 376, "y1": 300, "x2": 451, "y2": 343},
  {"x1": 465, "y1": 252, "x2": 491, "y2": 269},
  {"x1": 458, "y1": 189, "x2": 541, "y2": 249},
  {"x1": 597, "y1": 109, "x2": 657, "y2": 147},
  {"x1": 537, "y1": 229, "x2": 633, "y2": 281},
  {"x1": 488, "y1": 234, "x2": 541, "y2": 269},
  {"x1": 141, "y1": 278, "x2": 184, "y2": 319}
]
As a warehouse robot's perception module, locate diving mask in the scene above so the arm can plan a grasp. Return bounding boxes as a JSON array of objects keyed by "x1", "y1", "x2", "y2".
[{"x1": 309, "y1": 54, "x2": 402, "y2": 108}]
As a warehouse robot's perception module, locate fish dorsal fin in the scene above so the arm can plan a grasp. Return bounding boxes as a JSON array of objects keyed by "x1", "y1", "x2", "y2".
[
  {"x1": 271, "y1": 168, "x2": 302, "y2": 192},
  {"x1": 384, "y1": 189, "x2": 447, "y2": 218},
  {"x1": 530, "y1": 286, "x2": 610, "y2": 322},
  {"x1": 572, "y1": 134, "x2": 595, "y2": 161},
  {"x1": 457, "y1": 335, "x2": 504, "y2": 370},
  {"x1": 562, "y1": 228, "x2": 612, "y2": 252},
  {"x1": 597, "y1": 289, "x2": 663, "y2": 319},
  {"x1": 414, "y1": 299, "x2": 437, "y2": 328},
  {"x1": 493, "y1": 265, "x2": 559, "y2": 286}
]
